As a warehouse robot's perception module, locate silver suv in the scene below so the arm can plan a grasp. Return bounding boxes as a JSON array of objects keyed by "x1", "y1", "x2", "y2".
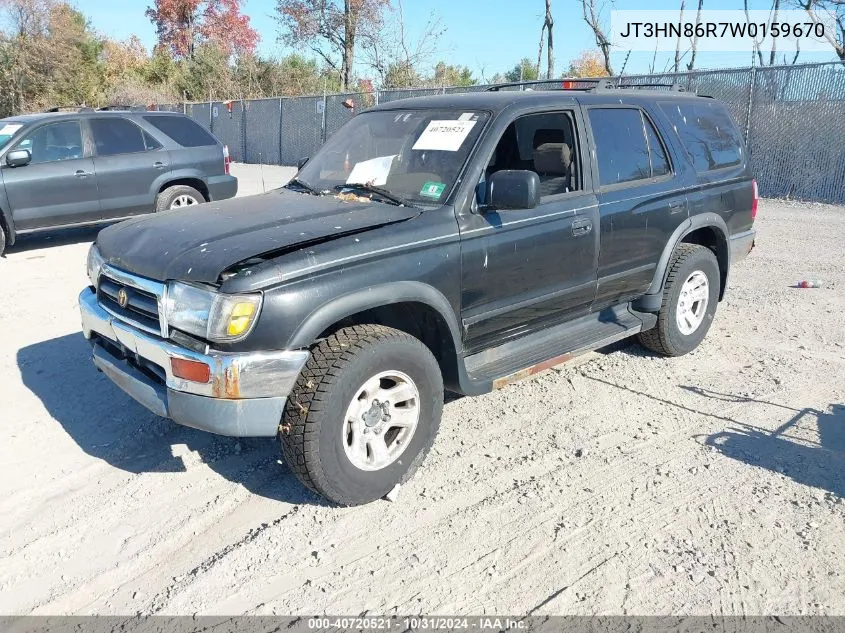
[{"x1": 0, "y1": 109, "x2": 238, "y2": 254}]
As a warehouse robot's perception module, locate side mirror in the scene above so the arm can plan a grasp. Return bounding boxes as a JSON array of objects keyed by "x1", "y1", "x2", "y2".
[
  {"x1": 297, "y1": 156, "x2": 309, "y2": 170},
  {"x1": 484, "y1": 170, "x2": 540, "y2": 211},
  {"x1": 6, "y1": 149, "x2": 31, "y2": 168}
]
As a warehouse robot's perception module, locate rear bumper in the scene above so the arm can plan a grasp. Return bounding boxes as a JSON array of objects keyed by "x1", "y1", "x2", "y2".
[
  {"x1": 79, "y1": 287, "x2": 308, "y2": 437},
  {"x1": 207, "y1": 175, "x2": 238, "y2": 201},
  {"x1": 730, "y1": 228, "x2": 756, "y2": 263}
]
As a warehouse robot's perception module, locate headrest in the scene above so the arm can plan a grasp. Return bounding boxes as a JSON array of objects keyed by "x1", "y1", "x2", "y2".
[{"x1": 533, "y1": 141, "x2": 572, "y2": 175}]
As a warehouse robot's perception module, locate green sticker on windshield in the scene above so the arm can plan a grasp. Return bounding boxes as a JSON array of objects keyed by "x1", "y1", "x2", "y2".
[{"x1": 420, "y1": 181, "x2": 446, "y2": 199}]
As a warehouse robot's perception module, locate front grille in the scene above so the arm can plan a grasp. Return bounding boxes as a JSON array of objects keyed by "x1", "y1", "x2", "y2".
[{"x1": 98, "y1": 274, "x2": 163, "y2": 335}]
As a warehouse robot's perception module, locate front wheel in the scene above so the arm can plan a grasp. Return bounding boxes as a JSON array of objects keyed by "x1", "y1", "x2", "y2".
[
  {"x1": 279, "y1": 325, "x2": 443, "y2": 505},
  {"x1": 638, "y1": 243, "x2": 720, "y2": 357}
]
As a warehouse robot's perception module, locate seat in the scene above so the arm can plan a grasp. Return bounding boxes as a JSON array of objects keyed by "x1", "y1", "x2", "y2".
[{"x1": 532, "y1": 129, "x2": 573, "y2": 197}]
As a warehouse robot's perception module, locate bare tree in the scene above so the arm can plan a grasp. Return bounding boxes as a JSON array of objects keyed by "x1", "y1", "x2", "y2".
[
  {"x1": 674, "y1": 0, "x2": 686, "y2": 72},
  {"x1": 797, "y1": 0, "x2": 844, "y2": 61},
  {"x1": 744, "y1": 0, "x2": 806, "y2": 65},
  {"x1": 687, "y1": 0, "x2": 704, "y2": 70},
  {"x1": 358, "y1": 0, "x2": 446, "y2": 87},
  {"x1": 580, "y1": 0, "x2": 613, "y2": 75}
]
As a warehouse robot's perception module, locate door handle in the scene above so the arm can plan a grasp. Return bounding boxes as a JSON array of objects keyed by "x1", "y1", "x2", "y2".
[
  {"x1": 571, "y1": 218, "x2": 593, "y2": 237},
  {"x1": 153, "y1": 161, "x2": 168, "y2": 170},
  {"x1": 75, "y1": 170, "x2": 91, "y2": 178},
  {"x1": 669, "y1": 202, "x2": 686, "y2": 214}
]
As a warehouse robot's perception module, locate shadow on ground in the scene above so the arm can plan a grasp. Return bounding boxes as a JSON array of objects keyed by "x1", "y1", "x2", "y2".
[
  {"x1": 688, "y1": 386, "x2": 845, "y2": 499},
  {"x1": 5, "y1": 226, "x2": 105, "y2": 255},
  {"x1": 17, "y1": 332, "x2": 327, "y2": 506}
]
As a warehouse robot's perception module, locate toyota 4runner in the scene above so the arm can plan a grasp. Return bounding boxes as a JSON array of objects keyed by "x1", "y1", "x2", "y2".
[{"x1": 79, "y1": 82, "x2": 757, "y2": 505}]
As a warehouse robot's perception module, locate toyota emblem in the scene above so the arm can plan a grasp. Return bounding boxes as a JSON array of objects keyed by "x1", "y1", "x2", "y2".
[{"x1": 117, "y1": 288, "x2": 129, "y2": 308}]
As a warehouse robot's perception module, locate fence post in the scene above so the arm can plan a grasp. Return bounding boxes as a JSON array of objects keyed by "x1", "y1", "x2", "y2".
[
  {"x1": 278, "y1": 98, "x2": 284, "y2": 167},
  {"x1": 744, "y1": 66, "x2": 756, "y2": 145},
  {"x1": 241, "y1": 99, "x2": 247, "y2": 164},
  {"x1": 320, "y1": 94, "x2": 328, "y2": 144}
]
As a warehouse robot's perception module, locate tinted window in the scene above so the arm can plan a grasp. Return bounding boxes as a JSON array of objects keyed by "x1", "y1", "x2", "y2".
[
  {"x1": 644, "y1": 116, "x2": 671, "y2": 177},
  {"x1": 659, "y1": 101, "x2": 743, "y2": 171},
  {"x1": 589, "y1": 108, "x2": 651, "y2": 186},
  {"x1": 16, "y1": 121, "x2": 83, "y2": 164},
  {"x1": 91, "y1": 118, "x2": 147, "y2": 156},
  {"x1": 143, "y1": 115, "x2": 217, "y2": 147},
  {"x1": 143, "y1": 130, "x2": 162, "y2": 150}
]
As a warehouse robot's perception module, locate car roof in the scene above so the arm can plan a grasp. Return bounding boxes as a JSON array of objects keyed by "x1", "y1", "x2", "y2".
[
  {"x1": 368, "y1": 88, "x2": 709, "y2": 114},
  {"x1": 0, "y1": 110, "x2": 186, "y2": 125}
]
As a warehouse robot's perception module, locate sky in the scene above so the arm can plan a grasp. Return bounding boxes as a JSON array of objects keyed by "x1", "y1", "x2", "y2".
[{"x1": 81, "y1": 0, "x2": 839, "y2": 78}]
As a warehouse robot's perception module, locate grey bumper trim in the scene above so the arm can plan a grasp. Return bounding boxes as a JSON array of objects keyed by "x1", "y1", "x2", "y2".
[{"x1": 730, "y1": 228, "x2": 756, "y2": 263}]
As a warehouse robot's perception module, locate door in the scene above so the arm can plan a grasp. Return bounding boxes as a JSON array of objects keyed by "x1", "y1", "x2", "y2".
[
  {"x1": 88, "y1": 117, "x2": 167, "y2": 218},
  {"x1": 459, "y1": 110, "x2": 600, "y2": 353},
  {"x1": 2, "y1": 120, "x2": 100, "y2": 231},
  {"x1": 586, "y1": 106, "x2": 689, "y2": 309}
]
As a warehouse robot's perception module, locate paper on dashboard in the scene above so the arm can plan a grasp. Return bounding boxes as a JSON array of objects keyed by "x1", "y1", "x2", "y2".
[{"x1": 346, "y1": 155, "x2": 397, "y2": 186}]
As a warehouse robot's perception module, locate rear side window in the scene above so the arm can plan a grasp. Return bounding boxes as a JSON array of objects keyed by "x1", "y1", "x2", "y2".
[
  {"x1": 90, "y1": 118, "x2": 147, "y2": 156},
  {"x1": 659, "y1": 101, "x2": 744, "y2": 172},
  {"x1": 644, "y1": 116, "x2": 671, "y2": 177},
  {"x1": 588, "y1": 108, "x2": 652, "y2": 186},
  {"x1": 143, "y1": 115, "x2": 217, "y2": 147}
]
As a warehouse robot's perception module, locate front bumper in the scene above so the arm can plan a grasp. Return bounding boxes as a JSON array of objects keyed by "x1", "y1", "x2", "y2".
[{"x1": 79, "y1": 287, "x2": 308, "y2": 437}]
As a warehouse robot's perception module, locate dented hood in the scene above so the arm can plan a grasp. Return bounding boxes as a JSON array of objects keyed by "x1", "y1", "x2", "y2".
[{"x1": 96, "y1": 188, "x2": 420, "y2": 283}]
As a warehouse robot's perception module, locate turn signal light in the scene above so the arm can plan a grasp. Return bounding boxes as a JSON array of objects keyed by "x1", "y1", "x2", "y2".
[{"x1": 171, "y1": 358, "x2": 211, "y2": 383}]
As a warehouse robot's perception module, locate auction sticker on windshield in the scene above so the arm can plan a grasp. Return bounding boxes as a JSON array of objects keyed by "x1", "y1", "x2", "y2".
[{"x1": 412, "y1": 120, "x2": 477, "y2": 152}]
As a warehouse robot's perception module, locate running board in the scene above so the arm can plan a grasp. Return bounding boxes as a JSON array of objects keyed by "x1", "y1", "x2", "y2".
[{"x1": 462, "y1": 305, "x2": 655, "y2": 392}]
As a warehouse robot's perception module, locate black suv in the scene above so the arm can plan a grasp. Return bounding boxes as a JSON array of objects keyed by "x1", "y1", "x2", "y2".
[
  {"x1": 0, "y1": 110, "x2": 237, "y2": 254},
  {"x1": 79, "y1": 84, "x2": 756, "y2": 505}
]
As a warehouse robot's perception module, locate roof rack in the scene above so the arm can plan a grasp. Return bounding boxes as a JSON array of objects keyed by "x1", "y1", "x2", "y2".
[
  {"x1": 43, "y1": 106, "x2": 94, "y2": 113},
  {"x1": 97, "y1": 104, "x2": 148, "y2": 111},
  {"x1": 486, "y1": 78, "x2": 689, "y2": 93}
]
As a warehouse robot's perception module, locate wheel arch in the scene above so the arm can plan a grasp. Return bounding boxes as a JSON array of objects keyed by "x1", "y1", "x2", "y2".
[
  {"x1": 157, "y1": 176, "x2": 209, "y2": 201},
  {"x1": 287, "y1": 282, "x2": 464, "y2": 391},
  {"x1": 641, "y1": 213, "x2": 730, "y2": 306}
]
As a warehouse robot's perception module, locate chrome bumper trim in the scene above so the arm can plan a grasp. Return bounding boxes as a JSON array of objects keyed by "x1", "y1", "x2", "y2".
[{"x1": 79, "y1": 287, "x2": 309, "y2": 400}]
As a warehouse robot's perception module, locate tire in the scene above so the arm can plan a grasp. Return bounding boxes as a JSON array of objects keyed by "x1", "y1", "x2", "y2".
[
  {"x1": 0, "y1": 223, "x2": 6, "y2": 256},
  {"x1": 155, "y1": 185, "x2": 205, "y2": 212},
  {"x1": 280, "y1": 324, "x2": 444, "y2": 506},
  {"x1": 638, "y1": 243, "x2": 720, "y2": 357}
]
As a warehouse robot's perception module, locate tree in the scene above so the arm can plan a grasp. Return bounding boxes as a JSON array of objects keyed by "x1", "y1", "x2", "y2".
[
  {"x1": 145, "y1": 0, "x2": 258, "y2": 60},
  {"x1": 358, "y1": 0, "x2": 445, "y2": 89},
  {"x1": 566, "y1": 49, "x2": 609, "y2": 77},
  {"x1": 796, "y1": 0, "x2": 844, "y2": 62},
  {"x1": 275, "y1": 0, "x2": 390, "y2": 90},
  {"x1": 504, "y1": 57, "x2": 539, "y2": 82},
  {"x1": 580, "y1": 0, "x2": 613, "y2": 75},
  {"x1": 432, "y1": 62, "x2": 475, "y2": 87},
  {"x1": 535, "y1": 0, "x2": 554, "y2": 79}
]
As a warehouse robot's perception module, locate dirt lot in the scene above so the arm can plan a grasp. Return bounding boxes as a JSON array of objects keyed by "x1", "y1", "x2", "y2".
[{"x1": 1, "y1": 166, "x2": 844, "y2": 616}]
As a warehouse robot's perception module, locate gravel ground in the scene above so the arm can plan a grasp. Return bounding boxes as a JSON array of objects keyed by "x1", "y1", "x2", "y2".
[{"x1": 1, "y1": 165, "x2": 844, "y2": 616}]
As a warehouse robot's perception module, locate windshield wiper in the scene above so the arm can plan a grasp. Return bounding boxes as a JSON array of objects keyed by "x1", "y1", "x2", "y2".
[
  {"x1": 335, "y1": 183, "x2": 415, "y2": 208},
  {"x1": 286, "y1": 177, "x2": 324, "y2": 196}
]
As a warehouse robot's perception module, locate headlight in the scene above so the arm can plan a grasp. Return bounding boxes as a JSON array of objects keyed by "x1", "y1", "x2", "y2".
[
  {"x1": 87, "y1": 244, "x2": 105, "y2": 287},
  {"x1": 163, "y1": 281, "x2": 262, "y2": 343}
]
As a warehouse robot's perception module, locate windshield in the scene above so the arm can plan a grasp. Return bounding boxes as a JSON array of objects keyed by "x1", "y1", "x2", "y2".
[
  {"x1": 0, "y1": 122, "x2": 24, "y2": 151},
  {"x1": 295, "y1": 109, "x2": 490, "y2": 206}
]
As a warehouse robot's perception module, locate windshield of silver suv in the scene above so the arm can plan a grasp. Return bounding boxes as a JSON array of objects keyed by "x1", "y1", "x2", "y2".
[
  {"x1": 0, "y1": 121, "x2": 24, "y2": 151},
  {"x1": 292, "y1": 109, "x2": 490, "y2": 207}
]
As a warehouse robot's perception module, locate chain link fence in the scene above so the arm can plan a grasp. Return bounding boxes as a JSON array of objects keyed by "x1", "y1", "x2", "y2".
[{"x1": 157, "y1": 61, "x2": 845, "y2": 204}]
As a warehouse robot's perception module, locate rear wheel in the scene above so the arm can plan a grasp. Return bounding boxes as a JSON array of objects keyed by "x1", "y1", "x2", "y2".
[
  {"x1": 279, "y1": 325, "x2": 443, "y2": 505},
  {"x1": 155, "y1": 185, "x2": 205, "y2": 212},
  {"x1": 638, "y1": 243, "x2": 720, "y2": 357}
]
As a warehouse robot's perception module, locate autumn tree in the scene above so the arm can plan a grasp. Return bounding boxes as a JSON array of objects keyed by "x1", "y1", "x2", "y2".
[
  {"x1": 145, "y1": 0, "x2": 258, "y2": 60},
  {"x1": 580, "y1": 0, "x2": 613, "y2": 75},
  {"x1": 431, "y1": 62, "x2": 475, "y2": 87},
  {"x1": 566, "y1": 49, "x2": 609, "y2": 77},
  {"x1": 276, "y1": 0, "x2": 389, "y2": 90}
]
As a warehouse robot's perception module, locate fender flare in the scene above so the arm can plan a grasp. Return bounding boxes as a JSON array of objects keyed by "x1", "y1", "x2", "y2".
[
  {"x1": 643, "y1": 212, "x2": 730, "y2": 298},
  {"x1": 151, "y1": 169, "x2": 210, "y2": 199},
  {"x1": 287, "y1": 280, "x2": 463, "y2": 352}
]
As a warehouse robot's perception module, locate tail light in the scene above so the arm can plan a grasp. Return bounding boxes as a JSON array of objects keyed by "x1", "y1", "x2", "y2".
[
  {"x1": 223, "y1": 145, "x2": 231, "y2": 175},
  {"x1": 751, "y1": 179, "x2": 759, "y2": 221}
]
